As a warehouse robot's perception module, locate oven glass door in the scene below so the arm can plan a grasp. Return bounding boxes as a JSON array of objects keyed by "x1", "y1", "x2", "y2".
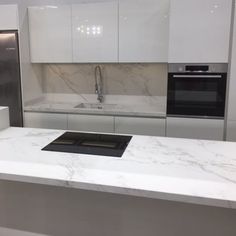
[{"x1": 167, "y1": 73, "x2": 227, "y2": 117}]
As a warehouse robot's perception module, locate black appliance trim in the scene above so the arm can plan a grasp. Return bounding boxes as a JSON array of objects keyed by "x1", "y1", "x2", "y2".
[{"x1": 167, "y1": 63, "x2": 228, "y2": 118}]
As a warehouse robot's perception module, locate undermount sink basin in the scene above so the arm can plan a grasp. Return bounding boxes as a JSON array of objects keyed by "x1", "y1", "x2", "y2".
[{"x1": 74, "y1": 103, "x2": 117, "y2": 110}]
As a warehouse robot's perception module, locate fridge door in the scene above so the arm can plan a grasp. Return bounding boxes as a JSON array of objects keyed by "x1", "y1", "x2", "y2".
[{"x1": 0, "y1": 31, "x2": 23, "y2": 127}]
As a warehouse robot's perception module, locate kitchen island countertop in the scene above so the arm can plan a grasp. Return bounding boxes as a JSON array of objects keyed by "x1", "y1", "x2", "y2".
[{"x1": 0, "y1": 127, "x2": 236, "y2": 209}]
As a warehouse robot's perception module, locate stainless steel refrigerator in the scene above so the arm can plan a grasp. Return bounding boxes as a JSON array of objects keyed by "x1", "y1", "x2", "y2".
[{"x1": 0, "y1": 31, "x2": 23, "y2": 127}]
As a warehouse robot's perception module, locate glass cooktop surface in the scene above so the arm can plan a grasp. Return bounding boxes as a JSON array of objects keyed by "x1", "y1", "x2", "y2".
[{"x1": 42, "y1": 132, "x2": 132, "y2": 158}]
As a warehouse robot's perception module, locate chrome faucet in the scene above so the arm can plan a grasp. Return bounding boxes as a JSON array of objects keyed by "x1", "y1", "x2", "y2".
[{"x1": 94, "y1": 65, "x2": 104, "y2": 103}]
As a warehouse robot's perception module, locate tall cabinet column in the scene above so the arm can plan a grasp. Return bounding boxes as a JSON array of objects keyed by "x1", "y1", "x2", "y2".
[{"x1": 226, "y1": 1, "x2": 236, "y2": 141}]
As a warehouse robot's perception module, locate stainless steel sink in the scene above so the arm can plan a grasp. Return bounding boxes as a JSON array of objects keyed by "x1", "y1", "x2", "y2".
[{"x1": 74, "y1": 103, "x2": 117, "y2": 110}]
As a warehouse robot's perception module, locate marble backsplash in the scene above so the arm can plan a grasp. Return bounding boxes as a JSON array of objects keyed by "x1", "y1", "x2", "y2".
[{"x1": 42, "y1": 63, "x2": 168, "y2": 96}]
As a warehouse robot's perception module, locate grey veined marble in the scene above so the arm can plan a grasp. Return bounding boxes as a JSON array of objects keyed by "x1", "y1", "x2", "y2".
[
  {"x1": 42, "y1": 63, "x2": 168, "y2": 96},
  {"x1": 1, "y1": 127, "x2": 236, "y2": 209}
]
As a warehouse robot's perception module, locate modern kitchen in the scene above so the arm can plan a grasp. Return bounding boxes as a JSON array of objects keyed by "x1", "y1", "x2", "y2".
[{"x1": 0, "y1": 0, "x2": 236, "y2": 235}]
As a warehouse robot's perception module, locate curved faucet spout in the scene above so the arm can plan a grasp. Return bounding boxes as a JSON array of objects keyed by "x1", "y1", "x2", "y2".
[{"x1": 94, "y1": 65, "x2": 104, "y2": 103}]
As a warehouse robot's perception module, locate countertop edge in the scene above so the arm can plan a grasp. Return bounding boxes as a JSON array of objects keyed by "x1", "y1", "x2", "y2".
[
  {"x1": 23, "y1": 108, "x2": 167, "y2": 118},
  {"x1": 0, "y1": 172, "x2": 233, "y2": 210}
]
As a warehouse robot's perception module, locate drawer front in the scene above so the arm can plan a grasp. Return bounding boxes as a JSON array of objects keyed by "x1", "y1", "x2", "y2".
[
  {"x1": 226, "y1": 120, "x2": 236, "y2": 142},
  {"x1": 24, "y1": 112, "x2": 68, "y2": 130},
  {"x1": 115, "y1": 117, "x2": 166, "y2": 136},
  {"x1": 166, "y1": 117, "x2": 224, "y2": 140},
  {"x1": 68, "y1": 114, "x2": 114, "y2": 133}
]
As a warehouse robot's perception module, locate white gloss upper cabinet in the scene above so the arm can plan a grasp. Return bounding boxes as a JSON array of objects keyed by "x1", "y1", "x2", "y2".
[
  {"x1": 119, "y1": 0, "x2": 170, "y2": 63},
  {"x1": 0, "y1": 5, "x2": 18, "y2": 30},
  {"x1": 72, "y1": 2, "x2": 118, "y2": 63},
  {"x1": 28, "y1": 6, "x2": 72, "y2": 63},
  {"x1": 169, "y1": 0, "x2": 232, "y2": 63}
]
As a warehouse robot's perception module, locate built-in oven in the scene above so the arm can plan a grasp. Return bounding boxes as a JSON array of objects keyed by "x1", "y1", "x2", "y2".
[{"x1": 167, "y1": 64, "x2": 228, "y2": 118}]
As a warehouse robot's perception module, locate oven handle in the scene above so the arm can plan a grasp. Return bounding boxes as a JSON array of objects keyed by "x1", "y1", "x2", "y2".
[{"x1": 172, "y1": 75, "x2": 222, "y2": 79}]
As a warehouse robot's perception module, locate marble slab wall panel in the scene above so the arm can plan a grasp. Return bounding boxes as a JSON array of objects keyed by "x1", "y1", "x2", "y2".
[{"x1": 42, "y1": 64, "x2": 168, "y2": 96}]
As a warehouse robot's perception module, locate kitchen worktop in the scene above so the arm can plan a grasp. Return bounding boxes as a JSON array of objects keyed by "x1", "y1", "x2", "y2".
[
  {"x1": 0, "y1": 127, "x2": 236, "y2": 209},
  {"x1": 24, "y1": 94, "x2": 166, "y2": 117}
]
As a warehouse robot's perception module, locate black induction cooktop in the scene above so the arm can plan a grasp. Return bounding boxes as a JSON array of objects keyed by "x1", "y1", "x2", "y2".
[{"x1": 42, "y1": 132, "x2": 132, "y2": 158}]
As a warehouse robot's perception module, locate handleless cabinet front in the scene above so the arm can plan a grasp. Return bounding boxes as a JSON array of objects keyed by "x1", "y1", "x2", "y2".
[
  {"x1": 166, "y1": 117, "x2": 224, "y2": 141},
  {"x1": 115, "y1": 117, "x2": 166, "y2": 136},
  {"x1": 68, "y1": 114, "x2": 114, "y2": 133},
  {"x1": 119, "y1": 0, "x2": 170, "y2": 63},
  {"x1": 28, "y1": 5, "x2": 72, "y2": 63},
  {"x1": 24, "y1": 112, "x2": 68, "y2": 130},
  {"x1": 169, "y1": 0, "x2": 232, "y2": 63},
  {"x1": 72, "y1": 2, "x2": 118, "y2": 63}
]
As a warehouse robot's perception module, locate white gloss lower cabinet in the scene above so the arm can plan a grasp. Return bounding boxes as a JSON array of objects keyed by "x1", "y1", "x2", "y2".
[
  {"x1": 115, "y1": 117, "x2": 166, "y2": 136},
  {"x1": 166, "y1": 117, "x2": 224, "y2": 141},
  {"x1": 68, "y1": 114, "x2": 114, "y2": 133},
  {"x1": 72, "y1": 1, "x2": 118, "y2": 62},
  {"x1": 226, "y1": 121, "x2": 236, "y2": 142},
  {"x1": 24, "y1": 112, "x2": 68, "y2": 130}
]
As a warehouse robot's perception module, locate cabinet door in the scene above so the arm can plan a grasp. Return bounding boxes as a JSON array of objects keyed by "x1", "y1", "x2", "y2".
[
  {"x1": 72, "y1": 2, "x2": 118, "y2": 62},
  {"x1": 115, "y1": 117, "x2": 166, "y2": 136},
  {"x1": 169, "y1": 0, "x2": 232, "y2": 63},
  {"x1": 68, "y1": 114, "x2": 114, "y2": 133},
  {"x1": 226, "y1": 121, "x2": 236, "y2": 142},
  {"x1": 24, "y1": 112, "x2": 68, "y2": 130},
  {"x1": 28, "y1": 6, "x2": 72, "y2": 63},
  {"x1": 0, "y1": 5, "x2": 18, "y2": 30},
  {"x1": 166, "y1": 117, "x2": 224, "y2": 141},
  {"x1": 119, "y1": 0, "x2": 170, "y2": 63}
]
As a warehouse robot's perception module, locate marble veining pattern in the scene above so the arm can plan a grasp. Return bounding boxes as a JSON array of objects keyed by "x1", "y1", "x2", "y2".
[
  {"x1": 24, "y1": 94, "x2": 167, "y2": 117},
  {"x1": 42, "y1": 64, "x2": 168, "y2": 96},
  {"x1": 0, "y1": 127, "x2": 236, "y2": 209}
]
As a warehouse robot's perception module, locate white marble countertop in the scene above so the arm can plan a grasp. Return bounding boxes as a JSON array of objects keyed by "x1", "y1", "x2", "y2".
[
  {"x1": 0, "y1": 127, "x2": 236, "y2": 209},
  {"x1": 24, "y1": 94, "x2": 166, "y2": 118}
]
